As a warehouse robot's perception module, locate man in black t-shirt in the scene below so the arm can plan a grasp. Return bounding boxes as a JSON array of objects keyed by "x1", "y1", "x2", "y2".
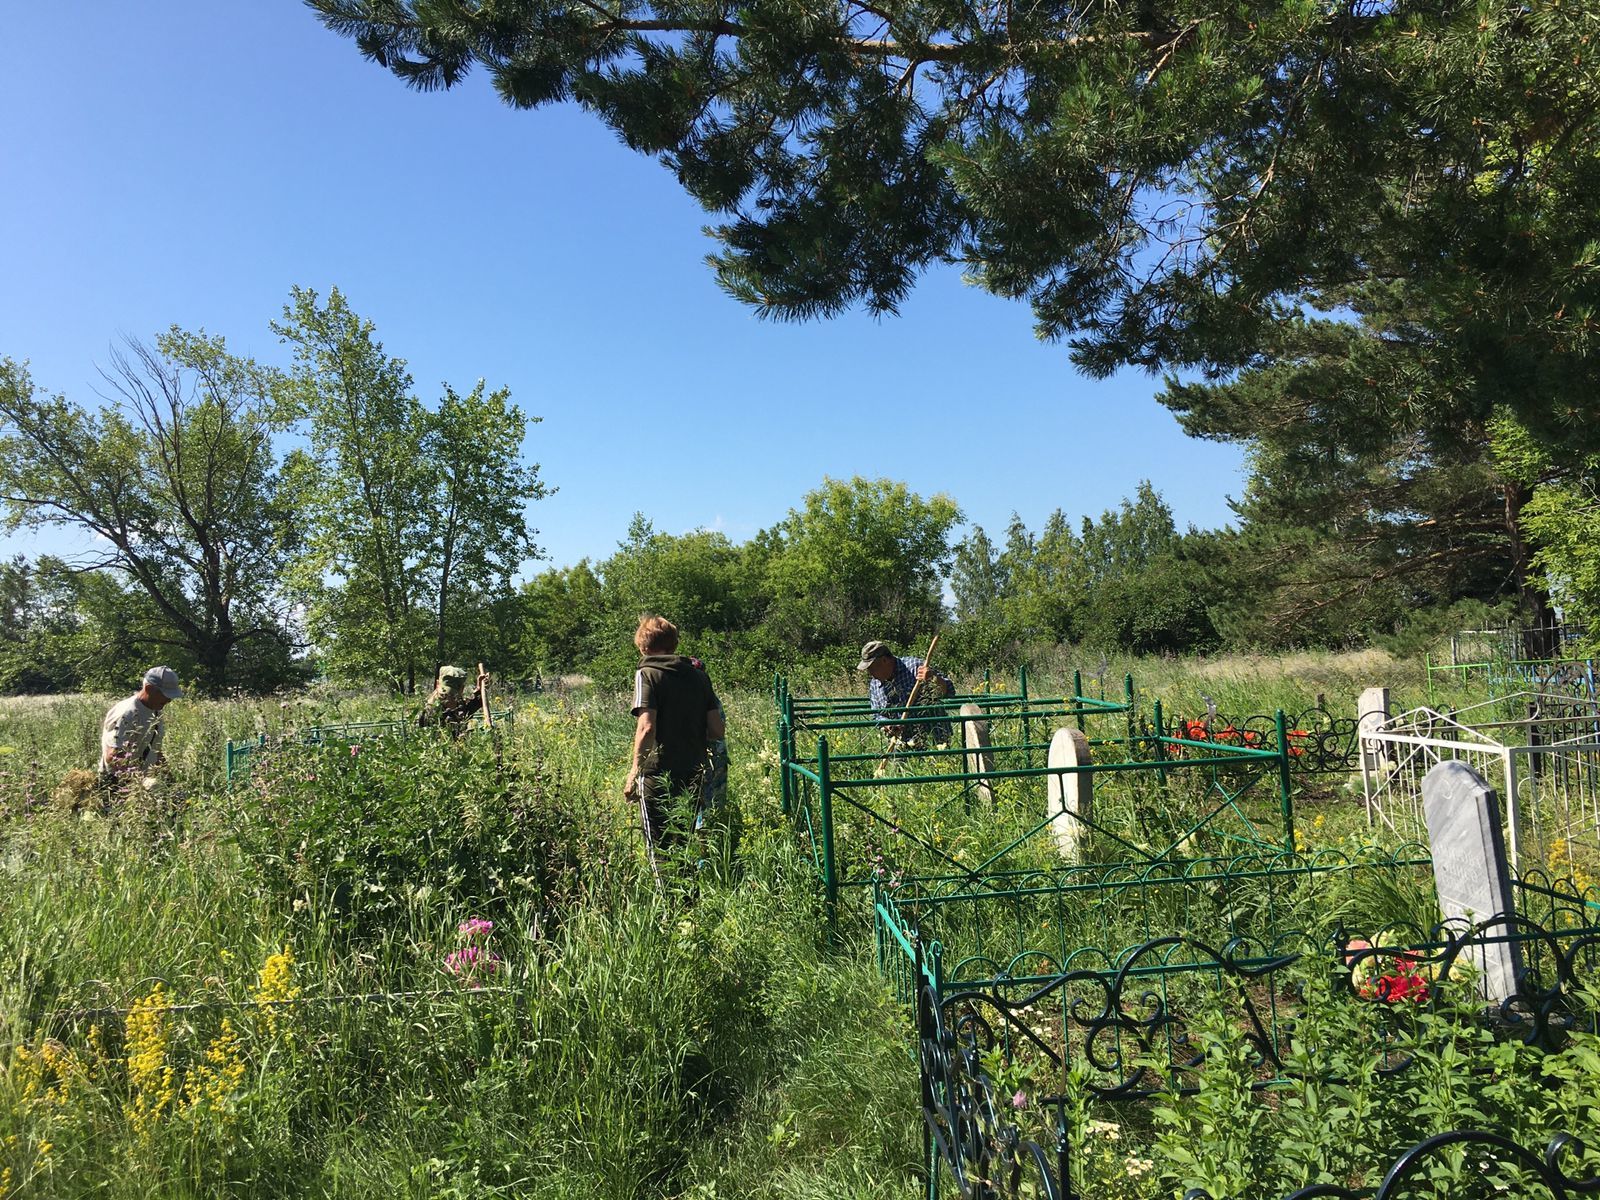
[{"x1": 624, "y1": 615, "x2": 726, "y2": 860}]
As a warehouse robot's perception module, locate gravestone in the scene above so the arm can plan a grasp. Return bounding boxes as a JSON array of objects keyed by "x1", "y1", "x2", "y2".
[
  {"x1": 1358, "y1": 686, "x2": 1391, "y2": 774},
  {"x1": 1046, "y1": 727, "x2": 1093, "y2": 861},
  {"x1": 1421, "y1": 761, "x2": 1522, "y2": 1002},
  {"x1": 959, "y1": 703, "x2": 995, "y2": 805}
]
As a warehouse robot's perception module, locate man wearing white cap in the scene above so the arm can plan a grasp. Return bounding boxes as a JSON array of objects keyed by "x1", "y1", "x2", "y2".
[{"x1": 99, "y1": 666, "x2": 184, "y2": 780}]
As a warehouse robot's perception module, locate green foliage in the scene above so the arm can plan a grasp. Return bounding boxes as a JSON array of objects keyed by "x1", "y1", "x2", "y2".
[
  {"x1": 1526, "y1": 471, "x2": 1600, "y2": 650},
  {"x1": 227, "y1": 730, "x2": 588, "y2": 935},
  {"x1": 0, "y1": 685, "x2": 923, "y2": 1199},
  {"x1": 273, "y1": 287, "x2": 548, "y2": 692},
  {"x1": 314, "y1": 0, "x2": 1600, "y2": 460},
  {"x1": 0, "y1": 336, "x2": 293, "y2": 694},
  {"x1": 762, "y1": 476, "x2": 961, "y2": 655}
]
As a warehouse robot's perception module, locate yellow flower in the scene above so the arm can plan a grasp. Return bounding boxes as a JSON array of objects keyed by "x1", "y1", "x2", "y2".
[
  {"x1": 184, "y1": 1019, "x2": 246, "y2": 1118},
  {"x1": 124, "y1": 984, "x2": 176, "y2": 1140},
  {"x1": 254, "y1": 945, "x2": 301, "y2": 1038}
]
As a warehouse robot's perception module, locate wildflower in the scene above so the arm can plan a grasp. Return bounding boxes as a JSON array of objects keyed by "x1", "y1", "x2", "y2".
[
  {"x1": 125, "y1": 984, "x2": 177, "y2": 1140},
  {"x1": 254, "y1": 946, "x2": 301, "y2": 1037},
  {"x1": 1126, "y1": 1157, "x2": 1154, "y2": 1178},
  {"x1": 444, "y1": 944, "x2": 502, "y2": 986},
  {"x1": 1085, "y1": 1119, "x2": 1121, "y2": 1140},
  {"x1": 1011, "y1": 1090, "x2": 1028, "y2": 1109},
  {"x1": 457, "y1": 917, "x2": 495, "y2": 939},
  {"x1": 185, "y1": 1019, "x2": 247, "y2": 1117},
  {"x1": 349, "y1": 744, "x2": 360, "y2": 757}
]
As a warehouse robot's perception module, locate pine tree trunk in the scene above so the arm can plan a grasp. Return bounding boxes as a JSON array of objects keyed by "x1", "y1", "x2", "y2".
[{"x1": 1505, "y1": 481, "x2": 1558, "y2": 659}]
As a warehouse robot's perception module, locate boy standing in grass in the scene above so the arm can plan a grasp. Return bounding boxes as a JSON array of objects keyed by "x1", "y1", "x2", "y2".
[{"x1": 624, "y1": 616, "x2": 726, "y2": 872}]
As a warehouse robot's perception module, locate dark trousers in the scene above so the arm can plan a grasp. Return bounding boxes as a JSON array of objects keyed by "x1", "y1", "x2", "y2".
[{"x1": 639, "y1": 775, "x2": 695, "y2": 851}]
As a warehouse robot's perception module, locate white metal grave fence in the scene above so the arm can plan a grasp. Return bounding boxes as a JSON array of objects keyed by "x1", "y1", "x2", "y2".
[{"x1": 1361, "y1": 693, "x2": 1600, "y2": 875}]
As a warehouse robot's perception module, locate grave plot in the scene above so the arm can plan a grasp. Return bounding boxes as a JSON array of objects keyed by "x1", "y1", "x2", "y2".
[
  {"x1": 773, "y1": 671, "x2": 1302, "y2": 924},
  {"x1": 1423, "y1": 621, "x2": 1597, "y2": 704},
  {"x1": 917, "y1": 904, "x2": 1600, "y2": 1200},
  {"x1": 225, "y1": 709, "x2": 513, "y2": 780},
  {"x1": 1361, "y1": 691, "x2": 1600, "y2": 878},
  {"x1": 905, "y1": 757, "x2": 1600, "y2": 1200}
]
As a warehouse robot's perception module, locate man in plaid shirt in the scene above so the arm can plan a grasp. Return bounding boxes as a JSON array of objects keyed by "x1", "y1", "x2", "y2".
[{"x1": 857, "y1": 639, "x2": 953, "y2": 744}]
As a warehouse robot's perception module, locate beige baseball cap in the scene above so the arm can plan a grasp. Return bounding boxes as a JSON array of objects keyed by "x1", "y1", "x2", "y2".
[{"x1": 142, "y1": 666, "x2": 184, "y2": 699}]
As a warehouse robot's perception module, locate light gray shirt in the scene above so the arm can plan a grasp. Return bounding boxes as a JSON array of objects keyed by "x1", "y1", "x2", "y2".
[{"x1": 100, "y1": 694, "x2": 164, "y2": 773}]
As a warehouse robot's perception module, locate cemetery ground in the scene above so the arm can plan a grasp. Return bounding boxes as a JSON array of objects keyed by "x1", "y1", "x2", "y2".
[{"x1": 4, "y1": 650, "x2": 1600, "y2": 1198}]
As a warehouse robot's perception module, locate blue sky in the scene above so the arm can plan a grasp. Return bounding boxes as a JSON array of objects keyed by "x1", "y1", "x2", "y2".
[{"x1": 0, "y1": 2, "x2": 1244, "y2": 574}]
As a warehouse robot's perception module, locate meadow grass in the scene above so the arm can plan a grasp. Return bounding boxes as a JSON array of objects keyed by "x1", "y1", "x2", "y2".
[{"x1": 0, "y1": 651, "x2": 1508, "y2": 1198}]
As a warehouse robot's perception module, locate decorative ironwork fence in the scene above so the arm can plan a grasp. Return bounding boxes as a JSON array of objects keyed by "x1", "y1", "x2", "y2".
[
  {"x1": 915, "y1": 908, "x2": 1600, "y2": 1200},
  {"x1": 1152, "y1": 703, "x2": 1364, "y2": 775},
  {"x1": 877, "y1": 845, "x2": 1437, "y2": 1002},
  {"x1": 1360, "y1": 694, "x2": 1600, "y2": 872}
]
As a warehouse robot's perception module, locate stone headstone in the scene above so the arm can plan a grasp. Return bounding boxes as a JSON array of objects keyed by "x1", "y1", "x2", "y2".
[
  {"x1": 1358, "y1": 686, "x2": 1391, "y2": 774},
  {"x1": 1046, "y1": 727, "x2": 1093, "y2": 861},
  {"x1": 1422, "y1": 761, "x2": 1522, "y2": 1002},
  {"x1": 959, "y1": 703, "x2": 995, "y2": 804}
]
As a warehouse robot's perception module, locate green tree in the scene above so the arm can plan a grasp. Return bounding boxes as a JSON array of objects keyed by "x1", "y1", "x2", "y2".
[
  {"x1": 762, "y1": 477, "x2": 961, "y2": 654},
  {"x1": 0, "y1": 556, "x2": 83, "y2": 694},
  {"x1": 516, "y1": 559, "x2": 605, "y2": 676},
  {"x1": 586, "y1": 516, "x2": 767, "y2": 681},
  {"x1": 0, "y1": 335, "x2": 291, "y2": 694},
  {"x1": 274, "y1": 286, "x2": 432, "y2": 690},
  {"x1": 425, "y1": 381, "x2": 551, "y2": 670},
  {"x1": 1159, "y1": 307, "x2": 1560, "y2": 648},
  {"x1": 315, "y1": 1, "x2": 1600, "y2": 450},
  {"x1": 274, "y1": 287, "x2": 549, "y2": 690}
]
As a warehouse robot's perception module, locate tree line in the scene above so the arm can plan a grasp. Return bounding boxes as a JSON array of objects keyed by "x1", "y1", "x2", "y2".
[
  {"x1": 0, "y1": 287, "x2": 546, "y2": 696},
  {"x1": 6, "y1": 304, "x2": 1596, "y2": 696}
]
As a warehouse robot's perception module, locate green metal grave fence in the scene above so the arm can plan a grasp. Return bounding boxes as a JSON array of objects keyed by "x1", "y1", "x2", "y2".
[
  {"x1": 224, "y1": 710, "x2": 513, "y2": 781},
  {"x1": 774, "y1": 671, "x2": 1299, "y2": 927}
]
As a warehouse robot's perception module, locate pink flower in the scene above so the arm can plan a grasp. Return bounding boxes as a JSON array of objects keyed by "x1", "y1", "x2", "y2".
[
  {"x1": 444, "y1": 946, "x2": 502, "y2": 985},
  {"x1": 1012, "y1": 1090, "x2": 1028, "y2": 1109},
  {"x1": 350, "y1": 744, "x2": 360, "y2": 757},
  {"x1": 458, "y1": 918, "x2": 494, "y2": 938}
]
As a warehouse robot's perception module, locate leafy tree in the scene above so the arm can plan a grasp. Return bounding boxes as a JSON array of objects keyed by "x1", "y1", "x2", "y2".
[
  {"x1": 315, "y1": 1, "x2": 1600, "y2": 450},
  {"x1": 273, "y1": 287, "x2": 548, "y2": 690},
  {"x1": 950, "y1": 525, "x2": 1003, "y2": 622},
  {"x1": 586, "y1": 516, "x2": 767, "y2": 681},
  {"x1": 762, "y1": 477, "x2": 960, "y2": 654},
  {"x1": 1159, "y1": 304, "x2": 1564, "y2": 648},
  {"x1": 425, "y1": 381, "x2": 550, "y2": 669},
  {"x1": 0, "y1": 335, "x2": 292, "y2": 694},
  {"x1": 516, "y1": 559, "x2": 604, "y2": 676},
  {"x1": 0, "y1": 556, "x2": 83, "y2": 694},
  {"x1": 274, "y1": 287, "x2": 433, "y2": 690}
]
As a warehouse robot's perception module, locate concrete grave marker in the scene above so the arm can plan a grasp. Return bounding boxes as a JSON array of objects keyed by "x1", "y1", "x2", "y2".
[
  {"x1": 959, "y1": 703, "x2": 995, "y2": 805},
  {"x1": 1047, "y1": 727, "x2": 1094, "y2": 861},
  {"x1": 1358, "y1": 686, "x2": 1391, "y2": 775},
  {"x1": 1422, "y1": 761, "x2": 1522, "y2": 1002}
]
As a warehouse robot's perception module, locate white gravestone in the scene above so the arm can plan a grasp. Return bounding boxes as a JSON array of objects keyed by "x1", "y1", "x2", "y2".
[
  {"x1": 1047, "y1": 727, "x2": 1094, "y2": 861},
  {"x1": 1422, "y1": 761, "x2": 1522, "y2": 1003},
  {"x1": 1358, "y1": 686, "x2": 1391, "y2": 775},
  {"x1": 959, "y1": 703, "x2": 995, "y2": 805}
]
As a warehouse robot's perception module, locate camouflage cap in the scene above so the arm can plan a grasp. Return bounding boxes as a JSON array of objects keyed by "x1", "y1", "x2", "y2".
[
  {"x1": 438, "y1": 665, "x2": 469, "y2": 692},
  {"x1": 856, "y1": 640, "x2": 892, "y2": 671}
]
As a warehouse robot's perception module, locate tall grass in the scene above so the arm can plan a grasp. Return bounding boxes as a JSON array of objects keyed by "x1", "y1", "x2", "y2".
[{"x1": 0, "y1": 652, "x2": 1492, "y2": 1198}]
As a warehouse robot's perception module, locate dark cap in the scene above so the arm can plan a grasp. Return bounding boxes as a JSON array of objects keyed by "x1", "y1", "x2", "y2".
[{"x1": 856, "y1": 640, "x2": 892, "y2": 671}]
